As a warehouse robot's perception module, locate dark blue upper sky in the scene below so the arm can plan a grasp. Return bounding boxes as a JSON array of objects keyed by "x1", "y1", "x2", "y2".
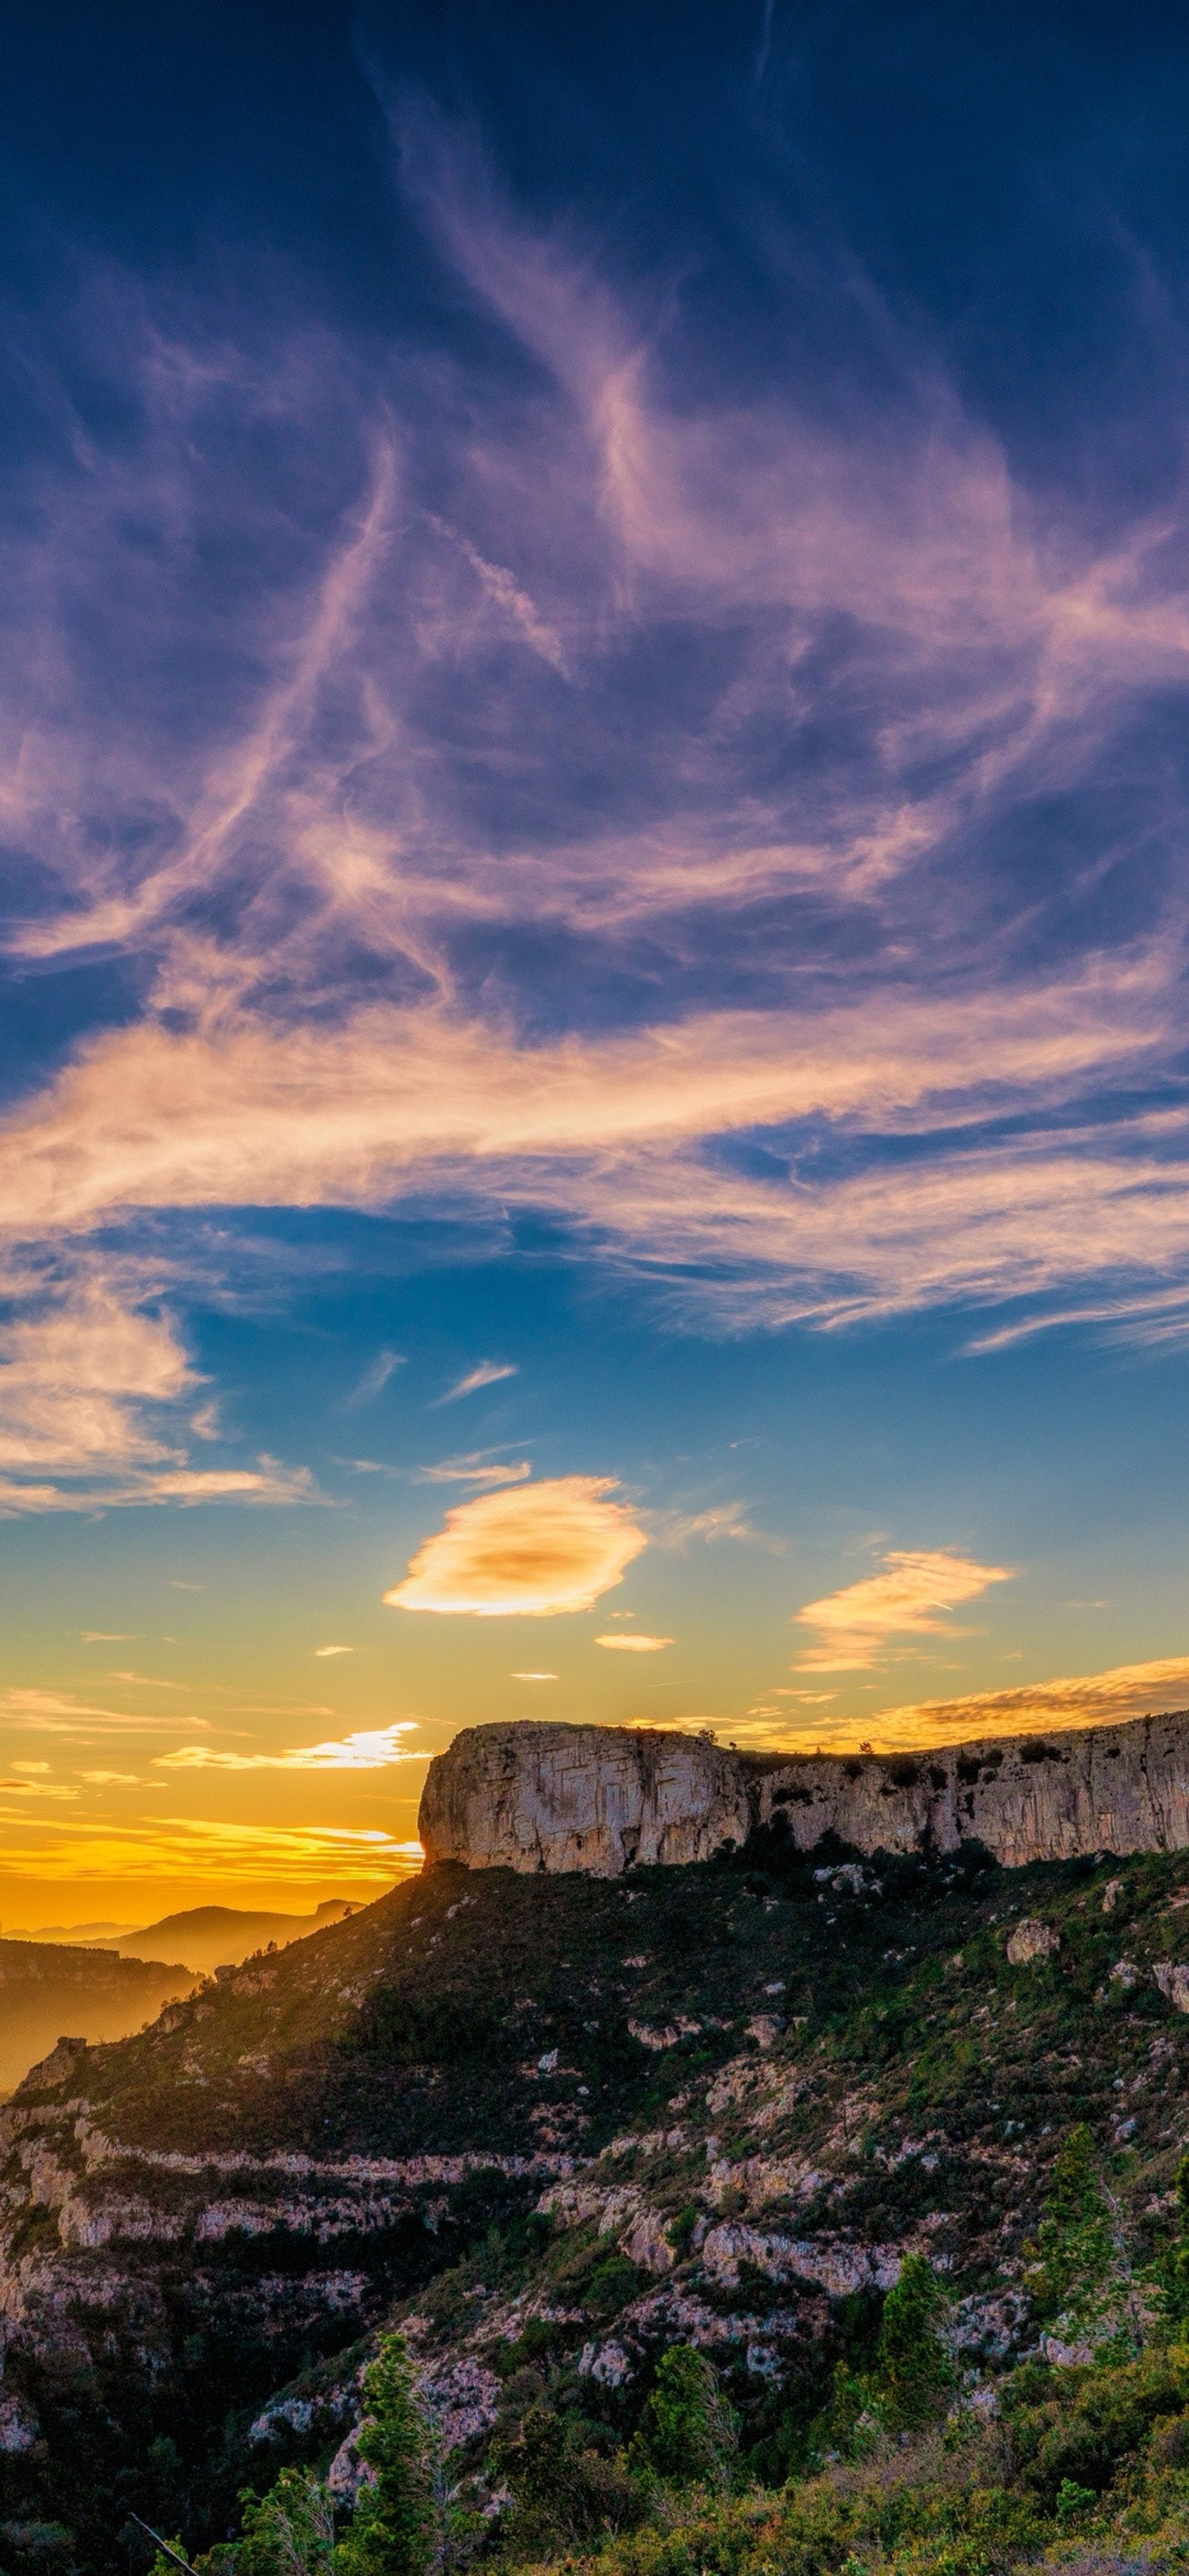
[{"x1": 2, "y1": 1, "x2": 1189, "y2": 1910}]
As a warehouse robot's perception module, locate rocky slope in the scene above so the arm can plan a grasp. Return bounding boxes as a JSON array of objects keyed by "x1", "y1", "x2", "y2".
[
  {"x1": 5, "y1": 1813, "x2": 1189, "y2": 2570},
  {"x1": 420, "y1": 1712, "x2": 1189, "y2": 1875}
]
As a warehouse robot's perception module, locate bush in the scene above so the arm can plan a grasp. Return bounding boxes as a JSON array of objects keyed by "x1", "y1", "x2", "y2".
[
  {"x1": 1005, "y1": 2351, "x2": 1189, "y2": 2503},
  {"x1": 490, "y1": 2404, "x2": 643, "y2": 2555}
]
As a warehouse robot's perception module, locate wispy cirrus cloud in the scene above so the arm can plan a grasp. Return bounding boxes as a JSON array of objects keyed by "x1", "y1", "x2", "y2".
[
  {"x1": 415, "y1": 1453, "x2": 532, "y2": 1487},
  {"x1": 435, "y1": 1362, "x2": 519, "y2": 1405},
  {"x1": 0, "y1": 1685, "x2": 213, "y2": 1737},
  {"x1": 793, "y1": 1549, "x2": 1014, "y2": 1671},
  {"x1": 0, "y1": 1271, "x2": 314, "y2": 1515},
  {"x1": 1, "y1": 89, "x2": 1189, "y2": 1516},
  {"x1": 155, "y1": 1721, "x2": 419, "y2": 1771}
]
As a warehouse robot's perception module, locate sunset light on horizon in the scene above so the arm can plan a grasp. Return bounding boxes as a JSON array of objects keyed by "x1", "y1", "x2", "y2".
[{"x1": 4, "y1": 3, "x2": 1189, "y2": 1927}]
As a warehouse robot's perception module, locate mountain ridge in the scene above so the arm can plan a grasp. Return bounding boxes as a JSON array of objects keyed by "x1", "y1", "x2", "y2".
[
  {"x1": 85, "y1": 1899, "x2": 358, "y2": 1975},
  {"x1": 5, "y1": 1719, "x2": 1189, "y2": 2568},
  {"x1": 419, "y1": 1710, "x2": 1189, "y2": 1874}
]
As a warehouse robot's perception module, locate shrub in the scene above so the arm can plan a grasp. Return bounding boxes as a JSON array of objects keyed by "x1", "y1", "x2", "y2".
[
  {"x1": 490, "y1": 2404, "x2": 642, "y2": 2554},
  {"x1": 1005, "y1": 2351, "x2": 1189, "y2": 2503}
]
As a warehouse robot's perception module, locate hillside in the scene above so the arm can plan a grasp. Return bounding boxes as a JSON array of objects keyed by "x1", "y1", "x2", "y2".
[
  {"x1": 0, "y1": 1938, "x2": 196, "y2": 2093},
  {"x1": 4, "y1": 1826, "x2": 1189, "y2": 2570},
  {"x1": 83, "y1": 1898, "x2": 358, "y2": 1975}
]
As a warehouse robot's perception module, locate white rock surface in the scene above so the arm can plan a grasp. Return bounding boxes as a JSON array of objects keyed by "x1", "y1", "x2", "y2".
[
  {"x1": 1005, "y1": 1919, "x2": 1060, "y2": 1965},
  {"x1": 419, "y1": 1713, "x2": 1189, "y2": 1877}
]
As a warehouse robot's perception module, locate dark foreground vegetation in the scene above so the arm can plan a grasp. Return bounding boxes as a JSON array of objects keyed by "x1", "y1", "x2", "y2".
[
  {"x1": 7, "y1": 1833, "x2": 1189, "y2": 2576},
  {"x1": 189, "y1": 2137, "x2": 1189, "y2": 2576}
]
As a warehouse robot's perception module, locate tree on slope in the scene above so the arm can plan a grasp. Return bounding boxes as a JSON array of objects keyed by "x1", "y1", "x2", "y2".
[
  {"x1": 875, "y1": 2254, "x2": 955, "y2": 2433},
  {"x1": 633, "y1": 2346, "x2": 739, "y2": 2489},
  {"x1": 335, "y1": 2335, "x2": 438, "y2": 2576},
  {"x1": 236, "y1": 2469, "x2": 335, "y2": 2576}
]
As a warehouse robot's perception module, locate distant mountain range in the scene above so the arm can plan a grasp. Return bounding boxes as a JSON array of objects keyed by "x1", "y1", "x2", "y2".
[
  {"x1": 34, "y1": 1898, "x2": 357, "y2": 1976},
  {"x1": 0, "y1": 1939, "x2": 196, "y2": 2093}
]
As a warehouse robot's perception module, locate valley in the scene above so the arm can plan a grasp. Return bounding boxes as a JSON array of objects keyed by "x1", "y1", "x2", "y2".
[
  {"x1": 0, "y1": 1942, "x2": 198, "y2": 2098},
  {"x1": 2, "y1": 1720, "x2": 1189, "y2": 2572}
]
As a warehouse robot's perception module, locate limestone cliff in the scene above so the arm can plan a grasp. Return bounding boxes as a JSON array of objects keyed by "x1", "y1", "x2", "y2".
[
  {"x1": 418, "y1": 1710, "x2": 1189, "y2": 1875},
  {"x1": 8, "y1": 1816, "x2": 1189, "y2": 2570}
]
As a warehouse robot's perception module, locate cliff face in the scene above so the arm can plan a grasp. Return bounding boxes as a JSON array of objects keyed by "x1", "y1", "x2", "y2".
[
  {"x1": 418, "y1": 1711, "x2": 1189, "y2": 1875},
  {"x1": 418, "y1": 1722, "x2": 751, "y2": 1875},
  {"x1": 8, "y1": 1829, "x2": 1189, "y2": 2570}
]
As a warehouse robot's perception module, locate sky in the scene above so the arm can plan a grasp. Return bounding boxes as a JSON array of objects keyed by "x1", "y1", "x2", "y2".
[{"x1": 4, "y1": 0, "x2": 1189, "y2": 1922}]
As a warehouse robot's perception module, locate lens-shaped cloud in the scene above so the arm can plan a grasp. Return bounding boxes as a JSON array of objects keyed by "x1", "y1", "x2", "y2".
[
  {"x1": 385, "y1": 1476, "x2": 646, "y2": 1616},
  {"x1": 594, "y1": 1633, "x2": 673, "y2": 1652},
  {"x1": 794, "y1": 1548, "x2": 1014, "y2": 1670}
]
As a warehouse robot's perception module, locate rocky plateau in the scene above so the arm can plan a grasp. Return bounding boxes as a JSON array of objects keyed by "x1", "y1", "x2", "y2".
[{"x1": 2, "y1": 1716, "x2": 1189, "y2": 2572}]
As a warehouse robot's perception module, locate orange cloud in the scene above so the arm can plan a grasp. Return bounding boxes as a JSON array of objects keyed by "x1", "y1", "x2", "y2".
[
  {"x1": 155, "y1": 1722, "x2": 419, "y2": 1771},
  {"x1": 793, "y1": 1548, "x2": 1014, "y2": 1670},
  {"x1": 594, "y1": 1633, "x2": 673, "y2": 1652},
  {"x1": 384, "y1": 1476, "x2": 647, "y2": 1616},
  {"x1": 868, "y1": 1654, "x2": 1189, "y2": 1747},
  {"x1": 0, "y1": 1814, "x2": 421, "y2": 1887},
  {"x1": 730, "y1": 1652, "x2": 1189, "y2": 1756}
]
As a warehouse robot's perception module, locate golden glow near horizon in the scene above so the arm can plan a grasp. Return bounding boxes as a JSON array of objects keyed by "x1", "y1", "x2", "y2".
[
  {"x1": 8, "y1": 70, "x2": 1189, "y2": 1932},
  {"x1": 3, "y1": 1632, "x2": 1189, "y2": 1927}
]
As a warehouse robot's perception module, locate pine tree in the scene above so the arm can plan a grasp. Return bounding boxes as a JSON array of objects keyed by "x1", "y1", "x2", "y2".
[
  {"x1": 235, "y1": 2470, "x2": 335, "y2": 2576},
  {"x1": 875, "y1": 2254, "x2": 954, "y2": 2433},
  {"x1": 633, "y1": 2346, "x2": 739, "y2": 2488},
  {"x1": 1027, "y1": 2123, "x2": 1118, "y2": 2328},
  {"x1": 334, "y1": 2335, "x2": 438, "y2": 2576}
]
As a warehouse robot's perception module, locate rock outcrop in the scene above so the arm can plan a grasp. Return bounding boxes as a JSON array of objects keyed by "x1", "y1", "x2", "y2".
[{"x1": 418, "y1": 1711, "x2": 1189, "y2": 1876}]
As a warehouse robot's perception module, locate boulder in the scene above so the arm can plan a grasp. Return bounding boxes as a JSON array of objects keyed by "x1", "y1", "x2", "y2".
[{"x1": 1005, "y1": 1919, "x2": 1060, "y2": 1965}]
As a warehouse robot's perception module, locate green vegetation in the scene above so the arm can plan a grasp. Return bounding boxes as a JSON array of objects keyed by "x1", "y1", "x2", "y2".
[
  {"x1": 872, "y1": 2253, "x2": 956, "y2": 2433},
  {"x1": 195, "y1": 2340, "x2": 435, "y2": 2576},
  {"x1": 196, "y1": 2470, "x2": 334, "y2": 2576},
  {"x1": 10, "y1": 1837, "x2": 1189, "y2": 2576},
  {"x1": 630, "y1": 2348, "x2": 739, "y2": 2491},
  {"x1": 334, "y1": 2339, "x2": 438, "y2": 2576}
]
